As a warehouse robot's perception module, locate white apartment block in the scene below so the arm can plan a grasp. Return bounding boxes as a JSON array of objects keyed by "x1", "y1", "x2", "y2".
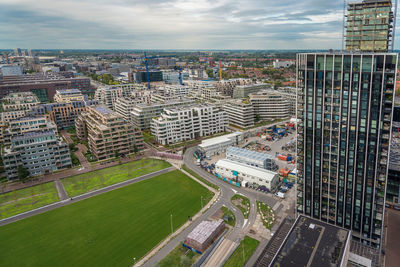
[
  {"x1": 163, "y1": 85, "x2": 190, "y2": 96},
  {"x1": 151, "y1": 105, "x2": 228, "y2": 145},
  {"x1": 215, "y1": 78, "x2": 252, "y2": 97},
  {"x1": 223, "y1": 100, "x2": 255, "y2": 129},
  {"x1": 1, "y1": 92, "x2": 40, "y2": 124},
  {"x1": 54, "y1": 89, "x2": 85, "y2": 103},
  {"x1": 249, "y1": 91, "x2": 290, "y2": 121},
  {"x1": 114, "y1": 97, "x2": 144, "y2": 121},
  {"x1": 95, "y1": 83, "x2": 146, "y2": 110}
]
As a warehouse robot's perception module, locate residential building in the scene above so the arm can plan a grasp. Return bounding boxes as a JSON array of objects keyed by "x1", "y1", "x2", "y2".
[
  {"x1": 75, "y1": 106, "x2": 144, "y2": 160},
  {"x1": 233, "y1": 84, "x2": 272, "y2": 99},
  {"x1": 0, "y1": 92, "x2": 40, "y2": 124},
  {"x1": 164, "y1": 85, "x2": 190, "y2": 96},
  {"x1": 0, "y1": 72, "x2": 91, "y2": 101},
  {"x1": 131, "y1": 99, "x2": 195, "y2": 130},
  {"x1": 151, "y1": 105, "x2": 227, "y2": 145},
  {"x1": 29, "y1": 98, "x2": 98, "y2": 130},
  {"x1": 345, "y1": 0, "x2": 394, "y2": 52},
  {"x1": 2, "y1": 116, "x2": 71, "y2": 180},
  {"x1": 249, "y1": 91, "x2": 290, "y2": 121},
  {"x1": 198, "y1": 132, "x2": 243, "y2": 157},
  {"x1": 387, "y1": 106, "x2": 400, "y2": 204},
  {"x1": 215, "y1": 78, "x2": 252, "y2": 97},
  {"x1": 54, "y1": 89, "x2": 85, "y2": 103},
  {"x1": 223, "y1": 100, "x2": 255, "y2": 129},
  {"x1": 214, "y1": 159, "x2": 279, "y2": 190},
  {"x1": 269, "y1": 215, "x2": 351, "y2": 267},
  {"x1": 0, "y1": 65, "x2": 23, "y2": 76},
  {"x1": 296, "y1": 52, "x2": 398, "y2": 247},
  {"x1": 94, "y1": 83, "x2": 144, "y2": 110},
  {"x1": 114, "y1": 97, "x2": 144, "y2": 121},
  {"x1": 226, "y1": 146, "x2": 277, "y2": 171}
]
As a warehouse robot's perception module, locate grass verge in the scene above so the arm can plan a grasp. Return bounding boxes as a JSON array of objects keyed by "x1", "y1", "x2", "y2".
[
  {"x1": 221, "y1": 206, "x2": 236, "y2": 227},
  {"x1": 0, "y1": 182, "x2": 59, "y2": 219},
  {"x1": 182, "y1": 164, "x2": 219, "y2": 190},
  {"x1": 223, "y1": 236, "x2": 260, "y2": 267},
  {"x1": 257, "y1": 201, "x2": 275, "y2": 230},
  {"x1": 62, "y1": 158, "x2": 171, "y2": 197},
  {"x1": 157, "y1": 243, "x2": 200, "y2": 267},
  {"x1": 0, "y1": 170, "x2": 212, "y2": 267},
  {"x1": 231, "y1": 194, "x2": 250, "y2": 219}
]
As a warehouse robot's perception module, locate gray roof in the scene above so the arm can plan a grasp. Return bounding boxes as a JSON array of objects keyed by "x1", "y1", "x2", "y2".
[{"x1": 227, "y1": 146, "x2": 274, "y2": 160}]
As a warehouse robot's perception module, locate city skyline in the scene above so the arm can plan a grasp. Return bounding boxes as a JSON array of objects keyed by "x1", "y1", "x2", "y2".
[{"x1": 3, "y1": 0, "x2": 398, "y2": 50}]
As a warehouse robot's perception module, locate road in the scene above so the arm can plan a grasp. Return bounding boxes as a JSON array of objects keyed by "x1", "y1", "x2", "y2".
[
  {"x1": 0, "y1": 167, "x2": 175, "y2": 227},
  {"x1": 142, "y1": 146, "x2": 278, "y2": 266}
]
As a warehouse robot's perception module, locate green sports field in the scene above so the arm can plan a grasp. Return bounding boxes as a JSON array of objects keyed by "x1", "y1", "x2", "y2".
[
  {"x1": 0, "y1": 182, "x2": 59, "y2": 220},
  {"x1": 0, "y1": 170, "x2": 213, "y2": 267},
  {"x1": 62, "y1": 158, "x2": 171, "y2": 196}
]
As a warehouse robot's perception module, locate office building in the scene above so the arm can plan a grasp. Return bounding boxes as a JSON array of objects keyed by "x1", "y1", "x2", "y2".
[
  {"x1": 14, "y1": 48, "x2": 22, "y2": 57},
  {"x1": 296, "y1": 52, "x2": 398, "y2": 247},
  {"x1": 0, "y1": 72, "x2": 91, "y2": 101},
  {"x1": 387, "y1": 106, "x2": 400, "y2": 204},
  {"x1": 233, "y1": 84, "x2": 272, "y2": 99},
  {"x1": 135, "y1": 71, "x2": 163, "y2": 83},
  {"x1": 162, "y1": 71, "x2": 189, "y2": 84},
  {"x1": 223, "y1": 100, "x2": 255, "y2": 129},
  {"x1": 226, "y1": 146, "x2": 277, "y2": 171},
  {"x1": 75, "y1": 106, "x2": 144, "y2": 160},
  {"x1": 151, "y1": 105, "x2": 227, "y2": 145},
  {"x1": 131, "y1": 99, "x2": 195, "y2": 130},
  {"x1": 215, "y1": 159, "x2": 279, "y2": 190},
  {"x1": 54, "y1": 89, "x2": 85, "y2": 103},
  {"x1": 2, "y1": 116, "x2": 71, "y2": 180},
  {"x1": 345, "y1": 0, "x2": 394, "y2": 52},
  {"x1": 249, "y1": 91, "x2": 290, "y2": 121},
  {"x1": 0, "y1": 65, "x2": 23, "y2": 76}
]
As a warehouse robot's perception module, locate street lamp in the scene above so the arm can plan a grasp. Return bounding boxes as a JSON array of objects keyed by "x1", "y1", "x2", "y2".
[
  {"x1": 201, "y1": 196, "x2": 204, "y2": 209},
  {"x1": 170, "y1": 214, "x2": 173, "y2": 234},
  {"x1": 133, "y1": 257, "x2": 136, "y2": 266}
]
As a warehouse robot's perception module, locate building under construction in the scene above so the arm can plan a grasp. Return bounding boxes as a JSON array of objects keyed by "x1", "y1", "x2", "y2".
[{"x1": 345, "y1": 0, "x2": 395, "y2": 52}]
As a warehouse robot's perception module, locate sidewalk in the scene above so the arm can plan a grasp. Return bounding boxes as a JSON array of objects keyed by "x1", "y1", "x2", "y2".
[{"x1": 134, "y1": 163, "x2": 219, "y2": 266}]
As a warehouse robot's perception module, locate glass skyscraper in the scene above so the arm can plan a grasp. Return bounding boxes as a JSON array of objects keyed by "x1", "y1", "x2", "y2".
[{"x1": 296, "y1": 52, "x2": 398, "y2": 247}]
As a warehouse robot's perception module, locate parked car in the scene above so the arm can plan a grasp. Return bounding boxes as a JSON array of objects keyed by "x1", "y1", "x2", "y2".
[{"x1": 275, "y1": 192, "x2": 285, "y2": 199}]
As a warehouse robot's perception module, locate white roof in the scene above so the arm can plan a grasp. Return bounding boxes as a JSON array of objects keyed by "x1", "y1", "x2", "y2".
[
  {"x1": 216, "y1": 159, "x2": 277, "y2": 182},
  {"x1": 199, "y1": 132, "x2": 242, "y2": 148},
  {"x1": 186, "y1": 219, "x2": 224, "y2": 244}
]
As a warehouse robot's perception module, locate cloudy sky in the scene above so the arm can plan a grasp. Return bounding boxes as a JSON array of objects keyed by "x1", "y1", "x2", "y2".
[{"x1": 0, "y1": 0, "x2": 396, "y2": 50}]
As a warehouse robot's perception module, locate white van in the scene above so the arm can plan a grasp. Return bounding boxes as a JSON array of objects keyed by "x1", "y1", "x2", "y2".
[{"x1": 275, "y1": 192, "x2": 285, "y2": 199}]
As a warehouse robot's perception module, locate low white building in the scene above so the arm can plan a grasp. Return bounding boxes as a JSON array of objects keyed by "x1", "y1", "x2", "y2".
[
  {"x1": 198, "y1": 132, "x2": 243, "y2": 157},
  {"x1": 151, "y1": 105, "x2": 227, "y2": 145},
  {"x1": 273, "y1": 60, "x2": 295, "y2": 69},
  {"x1": 226, "y1": 146, "x2": 277, "y2": 171},
  {"x1": 215, "y1": 159, "x2": 279, "y2": 190}
]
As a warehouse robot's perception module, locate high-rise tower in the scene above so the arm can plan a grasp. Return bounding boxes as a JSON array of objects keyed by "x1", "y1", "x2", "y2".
[{"x1": 296, "y1": 0, "x2": 398, "y2": 248}]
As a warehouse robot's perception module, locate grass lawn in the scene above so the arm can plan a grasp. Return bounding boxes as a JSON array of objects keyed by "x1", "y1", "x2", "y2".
[
  {"x1": 223, "y1": 236, "x2": 260, "y2": 267},
  {"x1": 0, "y1": 170, "x2": 213, "y2": 267},
  {"x1": 158, "y1": 243, "x2": 200, "y2": 267},
  {"x1": 62, "y1": 158, "x2": 171, "y2": 197},
  {"x1": 257, "y1": 201, "x2": 275, "y2": 230},
  {"x1": 0, "y1": 182, "x2": 59, "y2": 220},
  {"x1": 231, "y1": 194, "x2": 250, "y2": 219},
  {"x1": 221, "y1": 206, "x2": 236, "y2": 227},
  {"x1": 182, "y1": 164, "x2": 219, "y2": 190}
]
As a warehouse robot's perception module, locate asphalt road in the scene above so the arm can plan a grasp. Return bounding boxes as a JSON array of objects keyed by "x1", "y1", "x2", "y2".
[
  {"x1": 0, "y1": 167, "x2": 175, "y2": 227},
  {"x1": 143, "y1": 146, "x2": 278, "y2": 266}
]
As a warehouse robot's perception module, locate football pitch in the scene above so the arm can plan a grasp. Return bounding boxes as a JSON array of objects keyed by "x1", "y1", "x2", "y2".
[{"x1": 0, "y1": 170, "x2": 213, "y2": 267}]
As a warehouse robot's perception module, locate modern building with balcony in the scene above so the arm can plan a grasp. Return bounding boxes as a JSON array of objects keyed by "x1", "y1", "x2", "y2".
[
  {"x1": 54, "y1": 89, "x2": 85, "y2": 103},
  {"x1": 75, "y1": 106, "x2": 144, "y2": 160},
  {"x1": 296, "y1": 52, "x2": 398, "y2": 248},
  {"x1": 249, "y1": 91, "x2": 290, "y2": 121},
  {"x1": 150, "y1": 105, "x2": 227, "y2": 145},
  {"x1": 223, "y1": 100, "x2": 255, "y2": 129}
]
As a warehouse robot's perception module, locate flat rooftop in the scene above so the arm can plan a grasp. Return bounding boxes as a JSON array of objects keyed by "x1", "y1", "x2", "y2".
[{"x1": 270, "y1": 215, "x2": 350, "y2": 267}]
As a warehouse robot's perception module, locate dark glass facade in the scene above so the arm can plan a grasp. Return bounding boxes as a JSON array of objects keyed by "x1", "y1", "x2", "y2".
[{"x1": 296, "y1": 53, "x2": 398, "y2": 247}]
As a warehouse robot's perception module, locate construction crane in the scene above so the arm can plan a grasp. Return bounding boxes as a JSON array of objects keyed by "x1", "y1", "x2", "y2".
[
  {"x1": 143, "y1": 52, "x2": 151, "y2": 89},
  {"x1": 178, "y1": 67, "x2": 183, "y2": 85}
]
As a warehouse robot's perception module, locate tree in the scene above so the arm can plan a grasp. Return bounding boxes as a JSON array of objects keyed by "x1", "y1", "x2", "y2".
[
  {"x1": 133, "y1": 145, "x2": 139, "y2": 154},
  {"x1": 255, "y1": 114, "x2": 261, "y2": 122},
  {"x1": 17, "y1": 165, "x2": 30, "y2": 182}
]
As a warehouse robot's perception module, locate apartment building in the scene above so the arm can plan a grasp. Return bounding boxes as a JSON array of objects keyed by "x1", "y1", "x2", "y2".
[
  {"x1": 2, "y1": 116, "x2": 71, "y2": 180},
  {"x1": 223, "y1": 100, "x2": 255, "y2": 129},
  {"x1": 29, "y1": 98, "x2": 98, "y2": 130},
  {"x1": 164, "y1": 85, "x2": 190, "y2": 96},
  {"x1": 151, "y1": 105, "x2": 227, "y2": 145},
  {"x1": 54, "y1": 89, "x2": 85, "y2": 103},
  {"x1": 296, "y1": 52, "x2": 398, "y2": 247},
  {"x1": 215, "y1": 78, "x2": 252, "y2": 97},
  {"x1": 131, "y1": 98, "x2": 195, "y2": 130},
  {"x1": 249, "y1": 91, "x2": 290, "y2": 120},
  {"x1": 114, "y1": 97, "x2": 144, "y2": 121},
  {"x1": 1, "y1": 92, "x2": 40, "y2": 124},
  {"x1": 233, "y1": 84, "x2": 272, "y2": 99},
  {"x1": 75, "y1": 106, "x2": 144, "y2": 160},
  {"x1": 94, "y1": 83, "x2": 145, "y2": 110}
]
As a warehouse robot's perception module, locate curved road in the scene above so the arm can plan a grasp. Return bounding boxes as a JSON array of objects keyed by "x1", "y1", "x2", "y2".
[{"x1": 143, "y1": 147, "x2": 277, "y2": 266}]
